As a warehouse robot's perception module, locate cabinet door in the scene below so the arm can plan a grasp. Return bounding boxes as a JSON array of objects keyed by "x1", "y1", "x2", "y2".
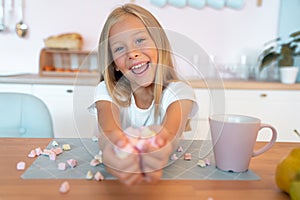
[
  {"x1": 32, "y1": 84, "x2": 97, "y2": 138},
  {"x1": 73, "y1": 85, "x2": 97, "y2": 138},
  {"x1": 184, "y1": 88, "x2": 227, "y2": 140},
  {"x1": 32, "y1": 85, "x2": 78, "y2": 138},
  {"x1": 225, "y1": 90, "x2": 300, "y2": 142},
  {"x1": 184, "y1": 89, "x2": 211, "y2": 140},
  {"x1": 32, "y1": 84, "x2": 75, "y2": 138}
]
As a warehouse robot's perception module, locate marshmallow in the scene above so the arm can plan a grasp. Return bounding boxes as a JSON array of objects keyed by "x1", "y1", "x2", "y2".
[
  {"x1": 135, "y1": 139, "x2": 147, "y2": 151},
  {"x1": 197, "y1": 159, "x2": 206, "y2": 168},
  {"x1": 86, "y1": 170, "x2": 94, "y2": 180},
  {"x1": 28, "y1": 150, "x2": 37, "y2": 158},
  {"x1": 184, "y1": 153, "x2": 192, "y2": 161},
  {"x1": 62, "y1": 144, "x2": 71, "y2": 151},
  {"x1": 35, "y1": 147, "x2": 43, "y2": 156},
  {"x1": 140, "y1": 127, "x2": 156, "y2": 138},
  {"x1": 94, "y1": 154, "x2": 102, "y2": 161},
  {"x1": 58, "y1": 162, "x2": 66, "y2": 170},
  {"x1": 49, "y1": 152, "x2": 56, "y2": 161},
  {"x1": 59, "y1": 181, "x2": 70, "y2": 193},
  {"x1": 16, "y1": 161, "x2": 26, "y2": 170},
  {"x1": 92, "y1": 136, "x2": 98, "y2": 142},
  {"x1": 90, "y1": 159, "x2": 101, "y2": 167},
  {"x1": 52, "y1": 140, "x2": 59, "y2": 147},
  {"x1": 41, "y1": 149, "x2": 52, "y2": 156},
  {"x1": 52, "y1": 147, "x2": 63, "y2": 155},
  {"x1": 67, "y1": 159, "x2": 77, "y2": 168},
  {"x1": 94, "y1": 171, "x2": 104, "y2": 181},
  {"x1": 114, "y1": 144, "x2": 135, "y2": 159},
  {"x1": 177, "y1": 146, "x2": 183, "y2": 152},
  {"x1": 204, "y1": 158, "x2": 211, "y2": 166},
  {"x1": 170, "y1": 153, "x2": 178, "y2": 161}
]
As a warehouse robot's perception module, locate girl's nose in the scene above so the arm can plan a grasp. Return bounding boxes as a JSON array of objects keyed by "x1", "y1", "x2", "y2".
[{"x1": 128, "y1": 50, "x2": 141, "y2": 59}]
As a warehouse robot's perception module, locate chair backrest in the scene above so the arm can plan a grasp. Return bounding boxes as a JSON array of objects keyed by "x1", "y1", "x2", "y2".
[{"x1": 0, "y1": 92, "x2": 54, "y2": 138}]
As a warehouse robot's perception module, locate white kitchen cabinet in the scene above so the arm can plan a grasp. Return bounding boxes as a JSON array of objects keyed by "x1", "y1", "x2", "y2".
[
  {"x1": 188, "y1": 88, "x2": 300, "y2": 142},
  {"x1": 32, "y1": 84, "x2": 97, "y2": 138},
  {"x1": 73, "y1": 85, "x2": 97, "y2": 138},
  {"x1": 2, "y1": 81, "x2": 300, "y2": 142},
  {"x1": 225, "y1": 89, "x2": 300, "y2": 142},
  {"x1": 0, "y1": 83, "x2": 33, "y2": 94},
  {"x1": 183, "y1": 89, "x2": 211, "y2": 140}
]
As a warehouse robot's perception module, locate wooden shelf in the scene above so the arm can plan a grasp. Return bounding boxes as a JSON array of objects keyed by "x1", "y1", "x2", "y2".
[{"x1": 39, "y1": 48, "x2": 99, "y2": 77}]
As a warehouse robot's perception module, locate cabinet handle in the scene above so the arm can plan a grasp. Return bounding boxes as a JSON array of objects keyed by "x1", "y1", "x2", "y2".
[
  {"x1": 260, "y1": 93, "x2": 267, "y2": 98},
  {"x1": 66, "y1": 89, "x2": 73, "y2": 93}
]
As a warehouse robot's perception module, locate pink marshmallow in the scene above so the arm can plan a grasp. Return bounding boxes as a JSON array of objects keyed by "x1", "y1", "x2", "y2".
[
  {"x1": 94, "y1": 171, "x2": 104, "y2": 181},
  {"x1": 35, "y1": 147, "x2": 42, "y2": 156},
  {"x1": 177, "y1": 146, "x2": 183, "y2": 152},
  {"x1": 114, "y1": 143, "x2": 135, "y2": 159},
  {"x1": 41, "y1": 149, "x2": 52, "y2": 156},
  {"x1": 135, "y1": 139, "x2": 146, "y2": 151},
  {"x1": 184, "y1": 153, "x2": 192, "y2": 161},
  {"x1": 58, "y1": 162, "x2": 66, "y2": 170},
  {"x1": 204, "y1": 158, "x2": 210, "y2": 166},
  {"x1": 170, "y1": 153, "x2": 178, "y2": 161},
  {"x1": 90, "y1": 159, "x2": 101, "y2": 166},
  {"x1": 148, "y1": 137, "x2": 159, "y2": 148},
  {"x1": 59, "y1": 181, "x2": 70, "y2": 193},
  {"x1": 52, "y1": 147, "x2": 63, "y2": 155},
  {"x1": 67, "y1": 159, "x2": 77, "y2": 168},
  {"x1": 28, "y1": 150, "x2": 37, "y2": 158},
  {"x1": 49, "y1": 152, "x2": 56, "y2": 161}
]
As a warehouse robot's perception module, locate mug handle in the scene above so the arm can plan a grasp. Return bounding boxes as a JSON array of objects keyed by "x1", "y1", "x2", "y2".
[{"x1": 252, "y1": 123, "x2": 277, "y2": 157}]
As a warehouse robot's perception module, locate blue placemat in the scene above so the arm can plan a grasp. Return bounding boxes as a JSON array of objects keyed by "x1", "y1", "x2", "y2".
[{"x1": 21, "y1": 138, "x2": 260, "y2": 180}]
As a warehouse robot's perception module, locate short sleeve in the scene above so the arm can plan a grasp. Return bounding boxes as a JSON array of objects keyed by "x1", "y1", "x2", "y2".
[
  {"x1": 88, "y1": 81, "x2": 113, "y2": 115},
  {"x1": 161, "y1": 82, "x2": 198, "y2": 118}
]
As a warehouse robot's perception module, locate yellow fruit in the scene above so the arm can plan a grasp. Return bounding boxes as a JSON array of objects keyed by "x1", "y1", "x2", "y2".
[
  {"x1": 290, "y1": 172, "x2": 300, "y2": 200},
  {"x1": 275, "y1": 148, "x2": 300, "y2": 193}
]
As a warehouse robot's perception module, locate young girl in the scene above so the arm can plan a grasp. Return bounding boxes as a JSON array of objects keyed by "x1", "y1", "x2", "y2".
[{"x1": 91, "y1": 3, "x2": 198, "y2": 185}]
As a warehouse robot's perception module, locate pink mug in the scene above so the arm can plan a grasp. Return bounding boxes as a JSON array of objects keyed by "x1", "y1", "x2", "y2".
[{"x1": 209, "y1": 114, "x2": 277, "y2": 172}]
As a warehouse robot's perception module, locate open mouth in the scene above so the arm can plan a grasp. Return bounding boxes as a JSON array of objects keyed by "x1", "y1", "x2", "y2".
[{"x1": 131, "y1": 62, "x2": 150, "y2": 75}]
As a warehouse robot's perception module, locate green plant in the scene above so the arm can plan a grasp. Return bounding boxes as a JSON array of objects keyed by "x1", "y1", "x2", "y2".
[{"x1": 259, "y1": 30, "x2": 300, "y2": 71}]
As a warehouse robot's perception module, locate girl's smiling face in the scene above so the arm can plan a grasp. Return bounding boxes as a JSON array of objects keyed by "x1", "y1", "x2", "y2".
[{"x1": 109, "y1": 15, "x2": 158, "y2": 89}]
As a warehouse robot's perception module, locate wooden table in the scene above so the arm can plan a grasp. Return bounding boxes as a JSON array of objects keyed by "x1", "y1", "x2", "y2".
[{"x1": 0, "y1": 138, "x2": 297, "y2": 200}]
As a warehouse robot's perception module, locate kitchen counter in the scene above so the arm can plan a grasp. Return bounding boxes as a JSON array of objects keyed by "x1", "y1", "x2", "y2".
[
  {"x1": 188, "y1": 79, "x2": 300, "y2": 90},
  {"x1": 1, "y1": 74, "x2": 300, "y2": 90},
  {"x1": 0, "y1": 74, "x2": 100, "y2": 86},
  {"x1": 0, "y1": 137, "x2": 296, "y2": 200}
]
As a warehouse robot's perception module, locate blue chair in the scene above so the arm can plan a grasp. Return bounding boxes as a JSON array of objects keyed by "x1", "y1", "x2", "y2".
[{"x1": 0, "y1": 92, "x2": 54, "y2": 138}]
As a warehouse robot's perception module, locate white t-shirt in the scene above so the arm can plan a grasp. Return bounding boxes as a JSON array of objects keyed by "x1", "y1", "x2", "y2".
[{"x1": 89, "y1": 81, "x2": 198, "y2": 130}]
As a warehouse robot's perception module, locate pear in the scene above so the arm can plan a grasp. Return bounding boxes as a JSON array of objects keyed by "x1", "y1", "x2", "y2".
[
  {"x1": 275, "y1": 148, "x2": 300, "y2": 193},
  {"x1": 290, "y1": 172, "x2": 300, "y2": 200}
]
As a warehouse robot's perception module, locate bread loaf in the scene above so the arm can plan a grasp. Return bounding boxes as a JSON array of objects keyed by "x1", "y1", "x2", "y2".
[{"x1": 44, "y1": 33, "x2": 83, "y2": 50}]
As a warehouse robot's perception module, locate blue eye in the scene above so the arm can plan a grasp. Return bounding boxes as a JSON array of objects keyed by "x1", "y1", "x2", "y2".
[
  {"x1": 136, "y1": 38, "x2": 145, "y2": 45},
  {"x1": 114, "y1": 46, "x2": 124, "y2": 53}
]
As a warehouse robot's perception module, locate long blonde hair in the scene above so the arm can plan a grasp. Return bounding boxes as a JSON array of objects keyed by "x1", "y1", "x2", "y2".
[{"x1": 98, "y1": 3, "x2": 178, "y2": 120}]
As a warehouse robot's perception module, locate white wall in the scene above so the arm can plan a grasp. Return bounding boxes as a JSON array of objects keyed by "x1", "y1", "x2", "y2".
[{"x1": 0, "y1": 0, "x2": 280, "y2": 74}]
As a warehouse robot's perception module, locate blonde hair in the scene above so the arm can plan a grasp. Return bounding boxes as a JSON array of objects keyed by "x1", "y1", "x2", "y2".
[{"x1": 98, "y1": 3, "x2": 178, "y2": 120}]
